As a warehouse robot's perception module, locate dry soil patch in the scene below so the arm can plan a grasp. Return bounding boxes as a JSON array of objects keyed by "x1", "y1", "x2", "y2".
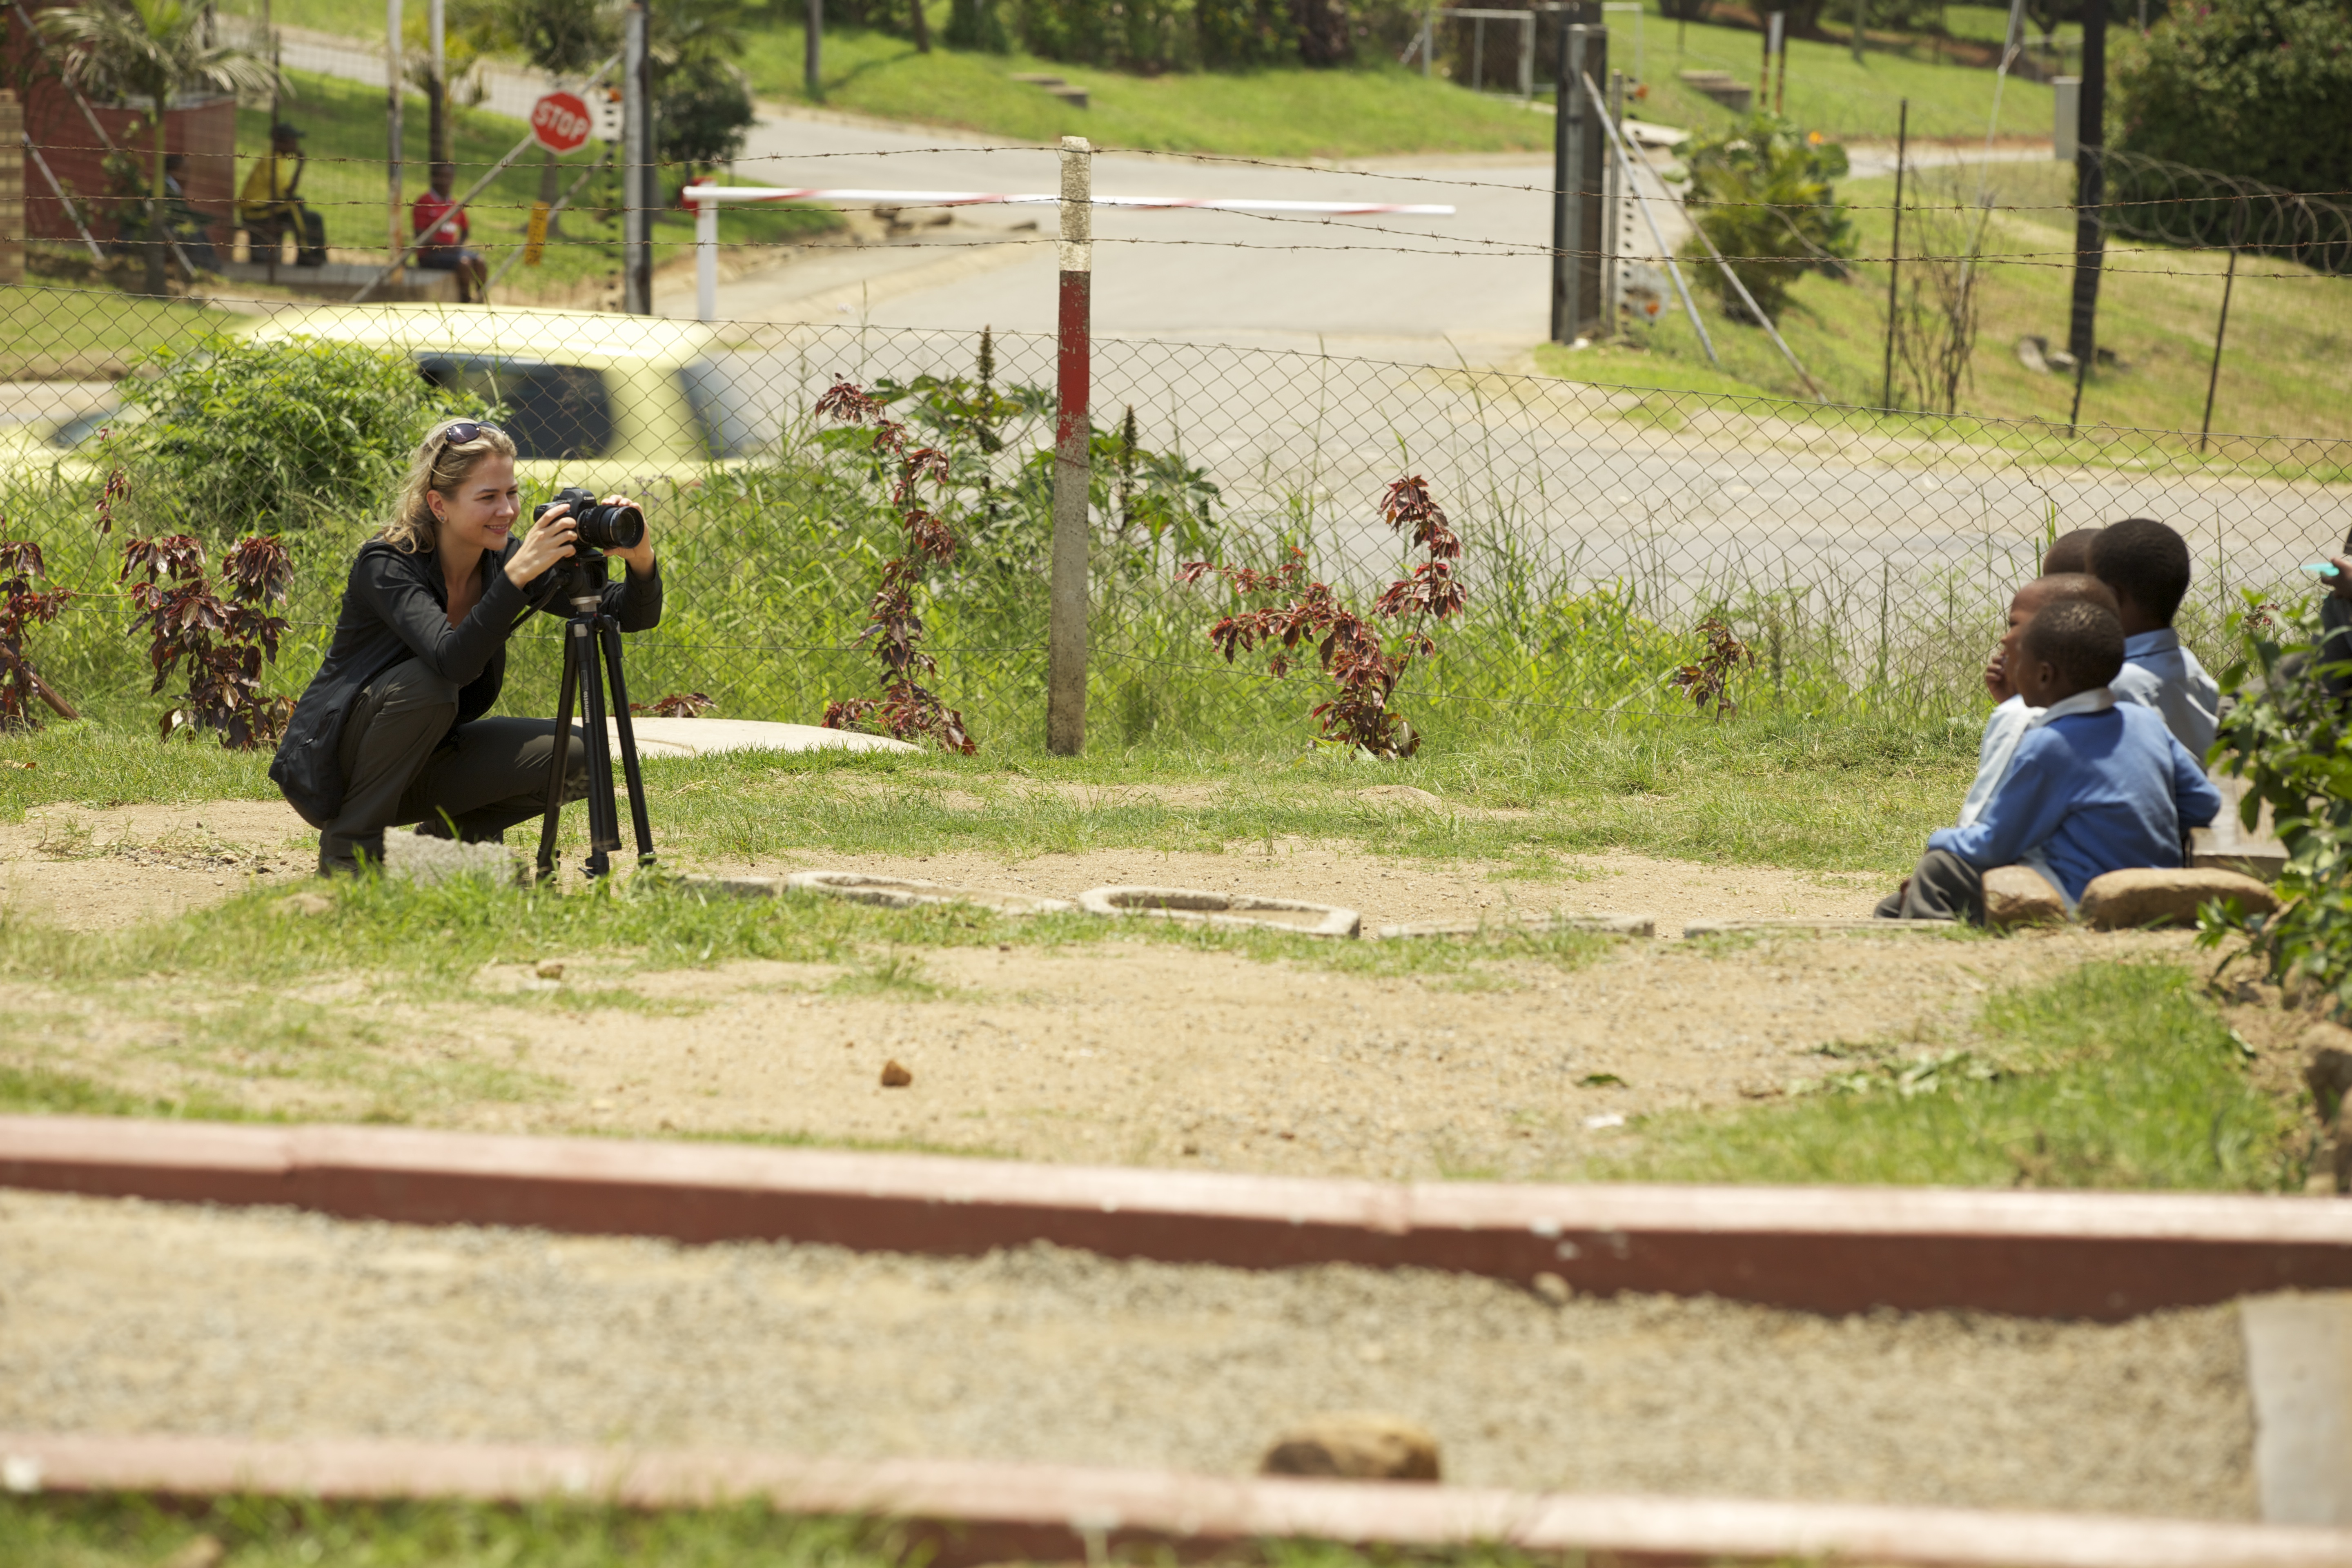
[{"x1": 0, "y1": 1190, "x2": 2256, "y2": 1519}]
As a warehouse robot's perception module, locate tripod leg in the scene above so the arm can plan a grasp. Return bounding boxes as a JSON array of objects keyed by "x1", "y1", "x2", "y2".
[
  {"x1": 599, "y1": 617, "x2": 657, "y2": 866},
  {"x1": 573, "y1": 614, "x2": 621, "y2": 879},
  {"x1": 536, "y1": 626, "x2": 584, "y2": 882}
]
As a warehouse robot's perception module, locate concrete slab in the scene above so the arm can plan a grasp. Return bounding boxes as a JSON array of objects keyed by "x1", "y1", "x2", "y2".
[
  {"x1": 785, "y1": 870, "x2": 1074, "y2": 914},
  {"x1": 602, "y1": 717, "x2": 920, "y2": 759},
  {"x1": 1376, "y1": 911, "x2": 1655, "y2": 939},
  {"x1": 1078, "y1": 886, "x2": 1362, "y2": 938},
  {"x1": 2245, "y1": 1292, "x2": 2352, "y2": 1526}
]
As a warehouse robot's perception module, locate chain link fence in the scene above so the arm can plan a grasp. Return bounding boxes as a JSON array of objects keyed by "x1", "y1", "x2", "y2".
[{"x1": 1, "y1": 283, "x2": 2346, "y2": 752}]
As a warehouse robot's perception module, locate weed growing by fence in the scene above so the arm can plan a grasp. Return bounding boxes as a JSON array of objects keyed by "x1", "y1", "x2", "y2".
[
  {"x1": 0, "y1": 539, "x2": 74, "y2": 727},
  {"x1": 1180, "y1": 475, "x2": 1464, "y2": 757},
  {"x1": 814, "y1": 380, "x2": 978, "y2": 754}
]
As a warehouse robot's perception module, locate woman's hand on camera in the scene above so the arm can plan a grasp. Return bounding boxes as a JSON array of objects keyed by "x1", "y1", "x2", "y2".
[
  {"x1": 603, "y1": 493, "x2": 657, "y2": 579},
  {"x1": 506, "y1": 503, "x2": 578, "y2": 586}
]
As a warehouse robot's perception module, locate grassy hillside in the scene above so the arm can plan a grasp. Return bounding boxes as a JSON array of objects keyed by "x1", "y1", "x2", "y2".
[
  {"x1": 1533, "y1": 162, "x2": 2352, "y2": 441},
  {"x1": 232, "y1": 0, "x2": 2050, "y2": 156}
]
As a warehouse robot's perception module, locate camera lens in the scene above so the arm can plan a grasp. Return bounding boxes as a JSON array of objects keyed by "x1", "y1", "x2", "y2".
[{"x1": 575, "y1": 501, "x2": 645, "y2": 552}]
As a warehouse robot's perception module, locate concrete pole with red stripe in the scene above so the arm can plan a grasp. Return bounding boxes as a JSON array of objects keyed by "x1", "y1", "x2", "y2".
[{"x1": 1046, "y1": 135, "x2": 1092, "y2": 757}]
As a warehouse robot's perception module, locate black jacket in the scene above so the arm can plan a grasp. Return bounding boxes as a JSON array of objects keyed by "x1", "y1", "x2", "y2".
[{"x1": 270, "y1": 536, "x2": 663, "y2": 825}]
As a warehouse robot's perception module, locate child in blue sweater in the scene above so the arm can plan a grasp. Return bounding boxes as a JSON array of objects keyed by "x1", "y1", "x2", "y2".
[{"x1": 1879, "y1": 599, "x2": 2221, "y2": 923}]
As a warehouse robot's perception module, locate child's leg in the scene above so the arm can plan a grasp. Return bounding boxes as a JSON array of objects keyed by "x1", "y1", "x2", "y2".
[{"x1": 1876, "y1": 849, "x2": 1985, "y2": 923}]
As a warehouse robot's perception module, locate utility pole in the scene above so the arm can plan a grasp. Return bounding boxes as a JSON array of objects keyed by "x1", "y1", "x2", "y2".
[
  {"x1": 1046, "y1": 136, "x2": 1093, "y2": 756},
  {"x1": 1551, "y1": 11, "x2": 1604, "y2": 343},
  {"x1": 387, "y1": 0, "x2": 403, "y2": 275},
  {"x1": 623, "y1": 1, "x2": 650, "y2": 314}
]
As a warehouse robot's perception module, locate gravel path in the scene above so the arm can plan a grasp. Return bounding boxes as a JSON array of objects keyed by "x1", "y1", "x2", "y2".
[{"x1": 0, "y1": 1192, "x2": 2255, "y2": 1519}]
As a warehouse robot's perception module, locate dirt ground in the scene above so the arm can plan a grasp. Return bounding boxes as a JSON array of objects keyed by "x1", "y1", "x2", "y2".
[
  {"x1": 0, "y1": 1190, "x2": 2259, "y2": 1519},
  {"x1": 0, "y1": 798, "x2": 2221, "y2": 1182},
  {"x1": 0, "y1": 795, "x2": 1893, "y2": 935}
]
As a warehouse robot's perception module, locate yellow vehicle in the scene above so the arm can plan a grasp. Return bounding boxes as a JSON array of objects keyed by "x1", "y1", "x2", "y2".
[{"x1": 2, "y1": 305, "x2": 770, "y2": 492}]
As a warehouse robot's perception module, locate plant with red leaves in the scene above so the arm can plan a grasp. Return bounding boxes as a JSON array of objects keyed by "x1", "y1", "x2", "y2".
[
  {"x1": 813, "y1": 379, "x2": 977, "y2": 755},
  {"x1": 122, "y1": 532, "x2": 296, "y2": 748},
  {"x1": 1177, "y1": 476, "x2": 1466, "y2": 759},
  {"x1": 0, "y1": 537, "x2": 76, "y2": 728},
  {"x1": 633, "y1": 691, "x2": 717, "y2": 718},
  {"x1": 1671, "y1": 615, "x2": 1756, "y2": 721}
]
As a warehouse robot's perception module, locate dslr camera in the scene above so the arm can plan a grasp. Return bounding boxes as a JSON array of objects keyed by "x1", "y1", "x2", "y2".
[{"x1": 532, "y1": 486, "x2": 646, "y2": 559}]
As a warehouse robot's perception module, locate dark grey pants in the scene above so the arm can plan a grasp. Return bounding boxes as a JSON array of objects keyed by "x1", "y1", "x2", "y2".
[
  {"x1": 1873, "y1": 848, "x2": 1986, "y2": 924},
  {"x1": 318, "y1": 658, "x2": 587, "y2": 875}
]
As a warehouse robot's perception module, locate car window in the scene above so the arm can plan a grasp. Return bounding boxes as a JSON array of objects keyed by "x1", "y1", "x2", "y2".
[
  {"x1": 677, "y1": 356, "x2": 766, "y2": 459},
  {"x1": 416, "y1": 356, "x2": 612, "y2": 460},
  {"x1": 49, "y1": 409, "x2": 114, "y2": 450}
]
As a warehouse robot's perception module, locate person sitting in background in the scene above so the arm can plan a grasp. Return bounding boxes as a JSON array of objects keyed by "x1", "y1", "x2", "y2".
[
  {"x1": 2088, "y1": 517, "x2": 2219, "y2": 757},
  {"x1": 1878, "y1": 599, "x2": 2220, "y2": 923},
  {"x1": 2040, "y1": 527, "x2": 2102, "y2": 577},
  {"x1": 411, "y1": 162, "x2": 488, "y2": 303},
  {"x1": 1962, "y1": 571, "x2": 2120, "y2": 829},
  {"x1": 237, "y1": 123, "x2": 326, "y2": 266}
]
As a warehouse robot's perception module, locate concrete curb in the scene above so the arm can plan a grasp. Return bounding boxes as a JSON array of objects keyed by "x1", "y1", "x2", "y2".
[
  {"x1": 2, "y1": 1434, "x2": 2348, "y2": 1568},
  {"x1": 784, "y1": 871, "x2": 1076, "y2": 915},
  {"x1": 1076, "y1": 887, "x2": 1362, "y2": 938},
  {"x1": 1375, "y1": 912, "x2": 1655, "y2": 940},
  {"x1": 3, "y1": 1118, "x2": 2349, "y2": 1320}
]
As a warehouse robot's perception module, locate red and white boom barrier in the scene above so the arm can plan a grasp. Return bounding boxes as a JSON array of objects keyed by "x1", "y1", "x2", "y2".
[{"x1": 681, "y1": 179, "x2": 1455, "y2": 320}]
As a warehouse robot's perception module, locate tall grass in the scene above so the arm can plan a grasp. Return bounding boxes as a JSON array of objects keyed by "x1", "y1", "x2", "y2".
[{"x1": 2, "y1": 321, "x2": 2338, "y2": 756}]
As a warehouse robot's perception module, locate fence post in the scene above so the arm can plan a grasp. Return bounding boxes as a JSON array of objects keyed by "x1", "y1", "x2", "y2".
[
  {"x1": 623, "y1": 3, "x2": 652, "y2": 314},
  {"x1": 1046, "y1": 136, "x2": 1093, "y2": 757},
  {"x1": 2066, "y1": 0, "x2": 2107, "y2": 366},
  {"x1": 0, "y1": 92, "x2": 20, "y2": 287},
  {"x1": 387, "y1": 0, "x2": 404, "y2": 276},
  {"x1": 1601, "y1": 67, "x2": 1623, "y2": 339},
  {"x1": 806, "y1": 0, "x2": 823, "y2": 96},
  {"x1": 2198, "y1": 219, "x2": 2242, "y2": 454},
  {"x1": 1880, "y1": 98, "x2": 1907, "y2": 411},
  {"x1": 693, "y1": 188, "x2": 717, "y2": 321}
]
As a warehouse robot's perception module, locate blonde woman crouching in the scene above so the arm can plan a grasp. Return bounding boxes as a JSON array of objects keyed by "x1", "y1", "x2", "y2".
[{"x1": 270, "y1": 419, "x2": 662, "y2": 875}]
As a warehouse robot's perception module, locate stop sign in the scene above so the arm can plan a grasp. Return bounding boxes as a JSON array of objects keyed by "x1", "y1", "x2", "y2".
[{"x1": 530, "y1": 91, "x2": 592, "y2": 154}]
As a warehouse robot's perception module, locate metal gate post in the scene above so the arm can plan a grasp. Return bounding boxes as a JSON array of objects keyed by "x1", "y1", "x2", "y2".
[{"x1": 1046, "y1": 136, "x2": 1093, "y2": 757}]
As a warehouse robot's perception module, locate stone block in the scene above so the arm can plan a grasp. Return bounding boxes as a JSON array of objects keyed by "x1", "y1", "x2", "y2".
[
  {"x1": 1983, "y1": 864, "x2": 2066, "y2": 929},
  {"x1": 1078, "y1": 886, "x2": 1360, "y2": 938},
  {"x1": 2079, "y1": 868, "x2": 2277, "y2": 931},
  {"x1": 1260, "y1": 1414, "x2": 1441, "y2": 1482},
  {"x1": 786, "y1": 871, "x2": 1072, "y2": 915},
  {"x1": 382, "y1": 831, "x2": 518, "y2": 887}
]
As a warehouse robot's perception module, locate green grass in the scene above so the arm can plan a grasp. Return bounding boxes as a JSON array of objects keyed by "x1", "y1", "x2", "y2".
[
  {"x1": 0, "y1": 706, "x2": 1978, "y2": 878},
  {"x1": 1617, "y1": 960, "x2": 2305, "y2": 1191},
  {"x1": 0, "y1": 285, "x2": 243, "y2": 378},
  {"x1": 1627, "y1": 3, "x2": 2056, "y2": 144},
  {"x1": 231, "y1": 0, "x2": 2043, "y2": 156},
  {"x1": 0, "y1": 1497, "x2": 922, "y2": 1568},
  {"x1": 1535, "y1": 165, "x2": 2352, "y2": 442},
  {"x1": 0, "y1": 1498, "x2": 1570, "y2": 1568}
]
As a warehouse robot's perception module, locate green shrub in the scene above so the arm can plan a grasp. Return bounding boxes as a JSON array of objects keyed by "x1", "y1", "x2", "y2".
[
  {"x1": 2115, "y1": 0, "x2": 2352, "y2": 198},
  {"x1": 946, "y1": 0, "x2": 1013, "y2": 49},
  {"x1": 1677, "y1": 114, "x2": 1857, "y2": 319},
  {"x1": 107, "y1": 333, "x2": 486, "y2": 539}
]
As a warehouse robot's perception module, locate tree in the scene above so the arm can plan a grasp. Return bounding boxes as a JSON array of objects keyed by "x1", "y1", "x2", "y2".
[
  {"x1": 649, "y1": 0, "x2": 755, "y2": 183},
  {"x1": 38, "y1": 0, "x2": 277, "y2": 296},
  {"x1": 2114, "y1": 0, "x2": 2352, "y2": 196}
]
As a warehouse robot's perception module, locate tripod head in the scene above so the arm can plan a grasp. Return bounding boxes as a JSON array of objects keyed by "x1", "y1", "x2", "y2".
[{"x1": 556, "y1": 548, "x2": 610, "y2": 617}]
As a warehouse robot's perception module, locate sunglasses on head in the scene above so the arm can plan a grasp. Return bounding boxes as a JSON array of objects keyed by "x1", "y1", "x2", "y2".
[{"x1": 439, "y1": 420, "x2": 502, "y2": 448}]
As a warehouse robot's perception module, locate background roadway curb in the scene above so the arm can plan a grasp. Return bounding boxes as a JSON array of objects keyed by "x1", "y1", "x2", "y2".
[
  {"x1": 3, "y1": 1116, "x2": 2350, "y2": 1320},
  {"x1": 2, "y1": 1434, "x2": 2349, "y2": 1568}
]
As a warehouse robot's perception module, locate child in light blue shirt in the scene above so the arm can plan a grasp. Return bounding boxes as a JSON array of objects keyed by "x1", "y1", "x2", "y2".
[{"x1": 2089, "y1": 518, "x2": 2219, "y2": 758}]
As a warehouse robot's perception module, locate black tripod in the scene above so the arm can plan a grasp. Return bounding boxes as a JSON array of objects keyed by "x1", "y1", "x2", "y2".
[{"x1": 535, "y1": 556, "x2": 656, "y2": 881}]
